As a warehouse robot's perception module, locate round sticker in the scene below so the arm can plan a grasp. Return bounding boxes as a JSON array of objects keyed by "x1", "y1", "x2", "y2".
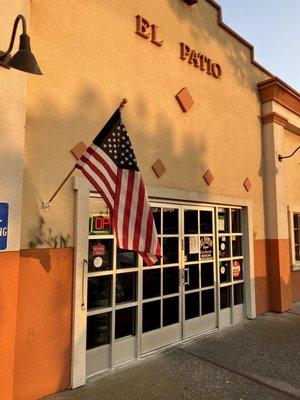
[
  {"x1": 93, "y1": 257, "x2": 103, "y2": 268},
  {"x1": 220, "y1": 243, "x2": 226, "y2": 251},
  {"x1": 233, "y1": 260, "x2": 241, "y2": 278},
  {"x1": 220, "y1": 266, "x2": 226, "y2": 274}
]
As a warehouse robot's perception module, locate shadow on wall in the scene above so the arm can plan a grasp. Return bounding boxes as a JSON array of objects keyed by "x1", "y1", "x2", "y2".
[
  {"x1": 167, "y1": 0, "x2": 269, "y2": 92},
  {"x1": 24, "y1": 86, "x2": 208, "y2": 250}
]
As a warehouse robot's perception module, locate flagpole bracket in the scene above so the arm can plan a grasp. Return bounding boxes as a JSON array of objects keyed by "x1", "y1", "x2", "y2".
[{"x1": 42, "y1": 201, "x2": 52, "y2": 211}]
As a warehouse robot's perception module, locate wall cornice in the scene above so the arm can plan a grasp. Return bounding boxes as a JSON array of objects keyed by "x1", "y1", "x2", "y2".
[
  {"x1": 258, "y1": 77, "x2": 300, "y2": 117},
  {"x1": 261, "y1": 112, "x2": 288, "y2": 127}
]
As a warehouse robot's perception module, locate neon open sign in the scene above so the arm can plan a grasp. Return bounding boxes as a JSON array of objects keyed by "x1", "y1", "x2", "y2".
[{"x1": 89, "y1": 214, "x2": 112, "y2": 234}]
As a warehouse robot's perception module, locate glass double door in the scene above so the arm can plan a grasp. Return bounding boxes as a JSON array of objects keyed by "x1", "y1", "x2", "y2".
[
  {"x1": 85, "y1": 196, "x2": 245, "y2": 377},
  {"x1": 141, "y1": 204, "x2": 217, "y2": 352}
]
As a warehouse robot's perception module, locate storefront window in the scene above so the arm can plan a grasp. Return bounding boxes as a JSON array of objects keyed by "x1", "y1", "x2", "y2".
[
  {"x1": 217, "y1": 208, "x2": 229, "y2": 233},
  {"x1": 86, "y1": 313, "x2": 111, "y2": 349},
  {"x1": 293, "y1": 213, "x2": 300, "y2": 261},
  {"x1": 88, "y1": 239, "x2": 113, "y2": 272},
  {"x1": 115, "y1": 307, "x2": 136, "y2": 339}
]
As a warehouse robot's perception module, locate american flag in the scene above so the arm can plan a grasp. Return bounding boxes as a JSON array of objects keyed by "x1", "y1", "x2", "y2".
[{"x1": 76, "y1": 108, "x2": 161, "y2": 266}]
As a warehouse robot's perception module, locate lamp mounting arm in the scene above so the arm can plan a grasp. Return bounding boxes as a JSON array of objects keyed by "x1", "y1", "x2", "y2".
[
  {"x1": 278, "y1": 146, "x2": 300, "y2": 162},
  {"x1": 0, "y1": 14, "x2": 27, "y2": 60}
]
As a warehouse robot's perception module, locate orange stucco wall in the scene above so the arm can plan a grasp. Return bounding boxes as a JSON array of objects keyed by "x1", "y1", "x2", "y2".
[
  {"x1": 266, "y1": 239, "x2": 292, "y2": 313},
  {"x1": 13, "y1": 248, "x2": 73, "y2": 400},
  {"x1": 254, "y1": 240, "x2": 269, "y2": 315},
  {"x1": 291, "y1": 271, "x2": 300, "y2": 302},
  {"x1": 0, "y1": 251, "x2": 20, "y2": 400}
]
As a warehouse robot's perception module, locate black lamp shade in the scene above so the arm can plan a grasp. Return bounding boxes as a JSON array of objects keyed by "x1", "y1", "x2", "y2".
[
  {"x1": 182, "y1": 0, "x2": 198, "y2": 4},
  {"x1": 8, "y1": 33, "x2": 42, "y2": 75}
]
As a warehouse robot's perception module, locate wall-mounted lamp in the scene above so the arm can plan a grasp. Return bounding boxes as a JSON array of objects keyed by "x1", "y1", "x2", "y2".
[
  {"x1": 182, "y1": 0, "x2": 198, "y2": 5},
  {"x1": 278, "y1": 146, "x2": 300, "y2": 162},
  {"x1": 0, "y1": 15, "x2": 42, "y2": 75}
]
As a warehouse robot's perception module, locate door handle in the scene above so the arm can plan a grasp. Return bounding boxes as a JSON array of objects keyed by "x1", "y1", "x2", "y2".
[
  {"x1": 81, "y1": 259, "x2": 87, "y2": 311},
  {"x1": 185, "y1": 268, "x2": 190, "y2": 285}
]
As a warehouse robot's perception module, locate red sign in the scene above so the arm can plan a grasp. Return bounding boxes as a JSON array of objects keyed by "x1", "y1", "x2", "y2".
[
  {"x1": 92, "y1": 244, "x2": 105, "y2": 256},
  {"x1": 92, "y1": 215, "x2": 111, "y2": 232},
  {"x1": 233, "y1": 260, "x2": 241, "y2": 279}
]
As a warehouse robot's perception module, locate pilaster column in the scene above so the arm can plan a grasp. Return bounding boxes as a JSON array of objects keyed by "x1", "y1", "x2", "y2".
[{"x1": 262, "y1": 112, "x2": 292, "y2": 312}]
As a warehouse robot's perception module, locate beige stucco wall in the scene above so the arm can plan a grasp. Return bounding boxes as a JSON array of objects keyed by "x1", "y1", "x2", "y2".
[
  {"x1": 21, "y1": 0, "x2": 269, "y2": 248},
  {"x1": 284, "y1": 128, "x2": 300, "y2": 205},
  {"x1": 0, "y1": 0, "x2": 29, "y2": 251}
]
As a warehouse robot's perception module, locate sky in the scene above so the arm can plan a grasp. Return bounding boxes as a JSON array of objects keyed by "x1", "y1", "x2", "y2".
[{"x1": 216, "y1": 0, "x2": 300, "y2": 92}]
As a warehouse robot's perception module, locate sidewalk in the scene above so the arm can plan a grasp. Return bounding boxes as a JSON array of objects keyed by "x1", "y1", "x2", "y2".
[{"x1": 44, "y1": 303, "x2": 300, "y2": 400}]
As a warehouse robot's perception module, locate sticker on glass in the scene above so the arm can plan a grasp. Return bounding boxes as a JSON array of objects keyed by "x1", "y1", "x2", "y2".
[
  {"x1": 233, "y1": 260, "x2": 241, "y2": 279},
  {"x1": 93, "y1": 257, "x2": 103, "y2": 268},
  {"x1": 92, "y1": 244, "x2": 105, "y2": 256},
  {"x1": 189, "y1": 236, "x2": 199, "y2": 254}
]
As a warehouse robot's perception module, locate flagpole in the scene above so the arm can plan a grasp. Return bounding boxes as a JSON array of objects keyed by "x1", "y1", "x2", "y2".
[{"x1": 42, "y1": 98, "x2": 128, "y2": 210}]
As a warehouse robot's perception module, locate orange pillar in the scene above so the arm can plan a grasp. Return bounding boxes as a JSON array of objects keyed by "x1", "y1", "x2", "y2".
[{"x1": 262, "y1": 112, "x2": 292, "y2": 312}]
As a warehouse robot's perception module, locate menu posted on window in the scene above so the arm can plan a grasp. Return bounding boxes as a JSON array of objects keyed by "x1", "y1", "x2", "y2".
[{"x1": 200, "y1": 236, "x2": 213, "y2": 260}]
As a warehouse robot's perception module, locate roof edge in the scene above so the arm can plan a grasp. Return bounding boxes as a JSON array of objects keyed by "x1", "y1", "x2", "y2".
[
  {"x1": 258, "y1": 77, "x2": 300, "y2": 117},
  {"x1": 205, "y1": 0, "x2": 273, "y2": 77}
]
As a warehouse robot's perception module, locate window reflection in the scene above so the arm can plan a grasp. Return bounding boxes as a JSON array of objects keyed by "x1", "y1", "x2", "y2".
[
  {"x1": 117, "y1": 248, "x2": 137, "y2": 269},
  {"x1": 232, "y1": 236, "x2": 243, "y2": 257},
  {"x1": 115, "y1": 307, "x2": 136, "y2": 339},
  {"x1": 200, "y1": 211, "x2": 213, "y2": 234},
  {"x1": 163, "y1": 238, "x2": 179, "y2": 264},
  {"x1": 231, "y1": 209, "x2": 242, "y2": 233},
  {"x1": 184, "y1": 210, "x2": 198, "y2": 234},
  {"x1": 163, "y1": 267, "x2": 179, "y2": 295},
  {"x1": 163, "y1": 208, "x2": 178, "y2": 234},
  {"x1": 116, "y1": 273, "x2": 136, "y2": 303},
  {"x1": 143, "y1": 301, "x2": 161, "y2": 333},
  {"x1": 234, "y1": 284, "x2": 243, "y2": 305},
  {"x1": 201, "y1": 262, "x2": 214, "y2": 287},
  {"x1": 86, "y1": 313, "x2": 111, "y2": 349},
  {"x1": 201, "y1": 289, "x2": 215, "y2": 315},
  {"x1": 163, "y1": 297, "x2": 179, "y2": 326},
  {"x1": 143, "y1": 269, "x2": 161, "y2": 299},
  {"x1": 88, "y1": 276, "x2": 112, "y2": 309},
  {"x1": 185, "y1": 292, "x2": 200, "y2": 320},
  {"x1": 220, "y1": 286, "x2": 231, "y2": 309},
  {"x1": 151, "y1": 207, "x2": 161, "y2": 234}
]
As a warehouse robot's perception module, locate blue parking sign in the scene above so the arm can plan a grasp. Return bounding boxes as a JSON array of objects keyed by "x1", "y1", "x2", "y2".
[{"x1": 0, "y1": 203, "x2": 9, "y2": 250}]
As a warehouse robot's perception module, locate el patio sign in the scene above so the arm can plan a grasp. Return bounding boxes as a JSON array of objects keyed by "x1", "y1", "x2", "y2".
[
  {"x1": 0, "y1": 202, "x2": 9, "y2": 250},
  {"x1": 135, "y1": 15, "x2": 222, "y2": 79}
]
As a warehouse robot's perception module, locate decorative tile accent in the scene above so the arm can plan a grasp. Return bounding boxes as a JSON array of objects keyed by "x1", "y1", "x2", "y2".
[
  {"x1": 243, "y1": 178, "x2": 252, "y2": 192},
  {"x1": 203, "y1": 169, "x2": 214, "y2": 185},
  {"x1": 175, "y1": 87, "x2": 194, "y2": 113},
  {"x1": 71, "y1": 142, "x2": 87, "y2": 160},
  {"x1": 152, "y1": 159, "x2": 166, "y2": 178},
  {"x1": 182, "y1": 0, "x2": 198, "y2": 5}
]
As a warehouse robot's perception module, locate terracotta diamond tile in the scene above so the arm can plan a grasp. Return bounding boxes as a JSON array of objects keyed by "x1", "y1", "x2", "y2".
[
  {"x1": 175, "y1": 87, "x2": 194, "y2": 113},
  {"x1": 243, "y1": 178, "x2": 252, "y2": 192},
  {"x1": 152, "y1": 159, "x2": 166, "y2": 178},
  {"x1": 203, "y1": 169, "x2": 214, "y2": 185},
  {"x1": 71, "y1": 141, "x2": 87, "y2": 160}
]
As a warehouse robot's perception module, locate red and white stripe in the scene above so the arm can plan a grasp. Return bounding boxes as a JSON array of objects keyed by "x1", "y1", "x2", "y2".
[{"x1": 76, "y1": 144, "x2": 161, "y2": 266}]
